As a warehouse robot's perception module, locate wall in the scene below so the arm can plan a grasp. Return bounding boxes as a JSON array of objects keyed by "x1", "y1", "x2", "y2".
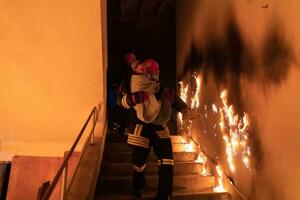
[
  {"x1": 177, "y1": 0, "x2": 300, "y2": 199},
  {"x1": 0, "y1": 0, "x2": 106, "y2": 160}
]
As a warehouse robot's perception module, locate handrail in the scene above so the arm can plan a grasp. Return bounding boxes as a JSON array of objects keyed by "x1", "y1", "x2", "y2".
[{"x1": 38, "y1": 105, "x2": 100, "y2": 200}]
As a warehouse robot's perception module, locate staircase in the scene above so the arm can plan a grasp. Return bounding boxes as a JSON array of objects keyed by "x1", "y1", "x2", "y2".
[{"x1": 94, "y1": 133, "x2": 231, "y2": 200}]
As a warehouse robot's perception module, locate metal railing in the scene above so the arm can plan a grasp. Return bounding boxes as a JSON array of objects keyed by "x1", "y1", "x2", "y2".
[{"x1": 37, "y1": 105, "x2": 100, "y2": 200}]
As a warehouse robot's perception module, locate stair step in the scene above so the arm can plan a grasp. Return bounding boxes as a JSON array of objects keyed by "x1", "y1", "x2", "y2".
[
  {"x1": 98, "y1": 174, "x2": 215, "y2": 195},
  {"x1": 95, "y1": 187, "x2": 213, "y2": 199},
  {"x1": 95, "y1": 192, "x2": 231, "y2": 200},
  {"x1": 169, "y1": 192, "x2": 231, "y2": 200},
  {"x1": 101, "y1": 161, "x2": 208, "y2": 176},
  {"x1": 105, "y1": 143, "x2": 190, "y2": 153},
  {"x1": 103, "y1": 151, "x2": 198, "y2": 163}
]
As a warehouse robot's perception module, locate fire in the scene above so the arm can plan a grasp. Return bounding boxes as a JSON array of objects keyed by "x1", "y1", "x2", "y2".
[
  {"x1": 177, "y1": 73, "x2": 253, "y2": 196},
  {"x1": 179, "y1": 81, "x2": 188, "y2": 103},
  {"x1": 185, "y1": 142, "x2": 194, "y2": 152},
  {"x1": 195, "y1": 151, "x2": 206, "y2": 164},
  {"x1": 180, "y1": 137, "x2": 186, "y2": 144},
  {"x1": 191, "y1": 73, "x2": 201, "y2": 109},
  {"x1": 212, "y1": 104, "x2": 218, "y2": 113},
  {"x1": 194, "y1": 151, "x2": 211, "y2": 176},
  {"x1": 219, "y1": 90, "x2": 252, "y2": 171},
  {"x1": 214, "y1": 165, "x2": 226, "y2": 192},
  {"x1": 223, "y1": 135, "x2": 235, "y2": 172}
]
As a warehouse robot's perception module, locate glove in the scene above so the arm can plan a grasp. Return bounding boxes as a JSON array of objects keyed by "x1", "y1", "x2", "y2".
[
  {"x1": 119, "y1": 92, "x2": 149, "y2": 109},
  {"x1": 164, "y1": 88, "x2": 176, "y2": 105},
  {"x1": 130, "y1": 92, "x2": 149, "y2": 105}
]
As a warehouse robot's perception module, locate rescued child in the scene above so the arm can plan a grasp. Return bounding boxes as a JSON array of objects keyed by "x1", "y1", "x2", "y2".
[{"x1": 130, "y1": 59, "x2": 172, "y2": 125}]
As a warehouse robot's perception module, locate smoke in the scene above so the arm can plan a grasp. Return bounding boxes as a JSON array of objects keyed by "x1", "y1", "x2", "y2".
[
  {"x1": 261, "y1": 23, "x2": 295, "y2": 88},
  {"x1": 180, "y1": 9, "x2": 295, "y2": 111}
]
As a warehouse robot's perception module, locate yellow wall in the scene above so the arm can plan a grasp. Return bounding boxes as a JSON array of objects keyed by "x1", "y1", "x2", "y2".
[
  {"x1": 0, "y1": 0, "x2": 106, "y2": 160},
  {"x1": 177, "y1": 0, "x2": 300, "y2": 199}
]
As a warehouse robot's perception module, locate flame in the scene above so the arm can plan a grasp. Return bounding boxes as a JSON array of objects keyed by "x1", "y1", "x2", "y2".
[
  {"x1": 195, "y1": 151, "x2": 206, "y2": 164},
  {"x1": 180, "y1": 137, "x2": 186, "y2": 144},
  {"x1": 177, "y1": 75, "x2": 253, "y2": 196},
  {"x1": 212, "y1": 104, "x2": 218, "y2": 113},
  {"x1": 179, "y1": 81, "x2": 189, "y2": 103},
  {"x1": 201, "y1": 164, "x2": 210, "y2": 176},
  {"x1": 223, "y1": 135, "x2": 235, "y2": 172},
  {"x1": 191, "y1": 73, "x2": 201, "y2": 109},
  {"x1": 219, "y1": 90, "x2": 252, "y2": 171},
  {"x1": 214, "y1": 165, "x2": 227, "y2": 192},
  {"x1": 185, "y1": 142, "x2": 194, "y2": 152}
]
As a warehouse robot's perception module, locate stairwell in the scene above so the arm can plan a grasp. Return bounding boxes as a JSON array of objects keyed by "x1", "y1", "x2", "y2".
[{"x1": 94, "y1": 133, "x2": 231, "y2": 200}]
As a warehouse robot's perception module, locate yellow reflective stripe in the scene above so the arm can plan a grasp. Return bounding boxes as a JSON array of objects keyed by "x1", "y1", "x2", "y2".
[
  {"x1": 127, "y1": 134, "x2": 149, "y2": 149},
  {"x1": 156, "y1": 130, "x2": 170, "y2": 138},
  {"x1": 134, "y1": 124, "x2": 143, "y2": 136},
  {"x1": 133, "y1": 164, "x2": 146, "y2": 172},
  {"x1": 158, "y1": 159, "x2": 174, "y2": 165},
  {"x1": 128, "y1": 140, "x2": 149, "y2": 148},
  {"x1": 122, "y1": 95, "x2": 131, "y2": 109}
]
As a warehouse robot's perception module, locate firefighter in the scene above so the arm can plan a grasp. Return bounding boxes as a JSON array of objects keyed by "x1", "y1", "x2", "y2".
[{"x1": 117, "y1": 56, "x2": 188, "y2": 200}]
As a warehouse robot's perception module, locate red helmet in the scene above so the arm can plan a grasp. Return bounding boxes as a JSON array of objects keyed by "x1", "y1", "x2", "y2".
[
  {"x1": 124, "y1": 53, "x2": 136, "y2": 67},
  {"x1": 143, "y1": 59, "x2": 159, "y2": 81}
]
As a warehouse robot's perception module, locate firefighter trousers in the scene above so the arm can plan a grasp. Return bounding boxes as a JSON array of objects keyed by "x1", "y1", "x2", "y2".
[{"x1": 127, "y1": 123, "x2": 173, "y2": 198}]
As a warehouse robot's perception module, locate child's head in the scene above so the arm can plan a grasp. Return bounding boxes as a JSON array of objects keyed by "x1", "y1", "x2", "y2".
[{"x1": 130, "y1": 58, "x2": 160, "y2": 82}]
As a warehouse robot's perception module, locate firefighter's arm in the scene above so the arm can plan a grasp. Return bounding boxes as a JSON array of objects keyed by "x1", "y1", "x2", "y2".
[
  {"x1": 162, "y1": 88, "x2": 188, "y2": 112},
  {"x1": 163, "y1": 89, "x2": 199, "y2": 119},
  {"x1": 117, "y1": 92, "x2": 149, "y2": 109}
]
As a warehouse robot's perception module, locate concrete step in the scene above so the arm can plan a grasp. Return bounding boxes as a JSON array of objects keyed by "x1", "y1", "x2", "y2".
[
  {"x1": 95, "y1": 192, "x2": 231, "y2": 200},
  {"x1": 105, "y1": 142, "x2": 190, "y2": 153},
  {"x1": 103, "y1": 151, "x2": 198, "y2": 163},
  {"x1": 97, "y1": 174, "x2": 215, "y2": 195},
  {"x1": 101, "y1": 161, "x2": 208, "y2": 176}
]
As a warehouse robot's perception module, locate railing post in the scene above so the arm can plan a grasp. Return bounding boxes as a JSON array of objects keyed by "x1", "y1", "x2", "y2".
[{"x1": 60, "y1": 164, "x2": 68, "y2": 200}]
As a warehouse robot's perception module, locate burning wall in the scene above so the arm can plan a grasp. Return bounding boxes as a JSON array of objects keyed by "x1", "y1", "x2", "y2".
[{"x1": 176, "y1": 0, "x2": 300, "y2": 199}]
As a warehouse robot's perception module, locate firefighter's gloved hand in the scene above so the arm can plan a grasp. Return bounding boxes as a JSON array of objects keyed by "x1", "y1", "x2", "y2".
[
  {"x1": 118, "y1": 92, "x2": 149, "y2": 109},
  {"x1": 130, "y1": 92, "x2": 149, "y2": 105},
  {"x1": 163, "y1": 88, "x2": 176, "y2": 105}
]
